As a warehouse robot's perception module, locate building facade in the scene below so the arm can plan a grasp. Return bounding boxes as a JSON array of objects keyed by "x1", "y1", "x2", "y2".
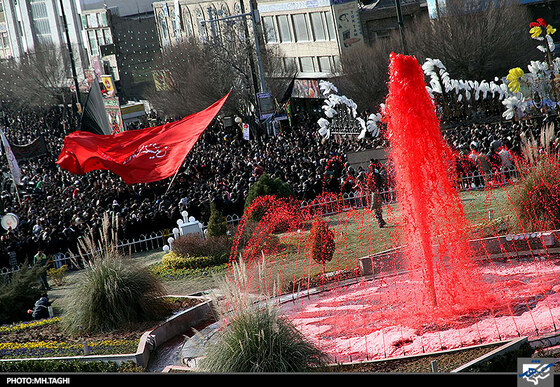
[
  {"x1": 152, "y1": 0, "x2": 364, "y2": 79},
  {"x1": 1, "y1": 0, "x2": 88, "y2": 80},
  {"x1": 0, "y1": 1, "x2": 11, "y2": 59},
  {"x1": 80, "y1": 6, "x2": 159, "y2": 100}
]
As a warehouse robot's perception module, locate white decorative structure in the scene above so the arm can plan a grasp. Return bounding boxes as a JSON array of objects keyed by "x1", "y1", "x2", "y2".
[
  {"x1": 163, "y1": 212, "x2": 205, "y2": 252},
  {"x1": 317, "y1": 80, "x2": 378, "y2": 140}
]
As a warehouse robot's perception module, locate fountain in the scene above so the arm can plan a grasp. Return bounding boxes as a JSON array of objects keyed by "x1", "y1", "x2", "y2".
[
  {"x1": 209, "y1": 54, "x2": 560, "y2": 366},
  {"x1": 381, "y1": 53, "x2": 494, "y2": 318},
  {"x1": 276, "y1": 54, "x2": 560, "y2": 363}
]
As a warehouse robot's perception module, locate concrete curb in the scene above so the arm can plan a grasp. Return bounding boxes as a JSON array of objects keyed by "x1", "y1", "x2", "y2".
[{"x1": 450, "y1": 336, "x2": 529, "y2": 372}]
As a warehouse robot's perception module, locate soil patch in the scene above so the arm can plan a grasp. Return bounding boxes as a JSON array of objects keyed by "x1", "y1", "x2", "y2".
[{"x1": 324, "y1": 344, "x2": 502, "y2": 373}]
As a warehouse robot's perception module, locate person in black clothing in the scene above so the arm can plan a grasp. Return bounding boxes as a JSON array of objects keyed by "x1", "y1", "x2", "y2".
[{"x1": 29, "y1": 294, "x2": 52, "y2": 320}]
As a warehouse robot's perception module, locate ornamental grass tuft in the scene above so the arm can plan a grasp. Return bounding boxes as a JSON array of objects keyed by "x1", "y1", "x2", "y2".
[
  {"x1": 62, "y1": 214, "x2": 171, "y2": 335},
  {"x1": 198, "y1": 258, "x2": 328, "y2": 373}
]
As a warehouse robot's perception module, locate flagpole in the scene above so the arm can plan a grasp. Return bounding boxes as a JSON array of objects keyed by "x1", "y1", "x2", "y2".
[{"x1": 164, "y1": 164, "x2": 182, "y2": 195}]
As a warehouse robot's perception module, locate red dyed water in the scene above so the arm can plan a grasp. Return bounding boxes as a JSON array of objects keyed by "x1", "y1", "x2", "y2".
[
  {"x1": 383, "y1": 53, "x2": 494, "y2": 317},
  {"x1": 225, "y1": 53, "x2": 560, "y2": 364}
]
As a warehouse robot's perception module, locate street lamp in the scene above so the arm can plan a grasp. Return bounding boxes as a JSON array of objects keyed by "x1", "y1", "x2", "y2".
[{"x1": 394, "y1": 0, "x2": 407, "y2": 54}]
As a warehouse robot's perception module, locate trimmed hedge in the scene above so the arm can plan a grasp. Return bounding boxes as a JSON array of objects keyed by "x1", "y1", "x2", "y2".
[
  {"x1": 171, "y1": 234, "x2": 232, "y2": 261},
  {"x1": 161, "y1": 251, "x2": 228, "y2": 270}
]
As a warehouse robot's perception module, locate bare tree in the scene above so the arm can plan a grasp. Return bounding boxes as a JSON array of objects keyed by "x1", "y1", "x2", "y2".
[
  {"x1": 147, "y1": 21, "x2": 289, "y2": 119},
  {"x1": 339, "y1": 0, "x2": 538, "y2": 111},
  {"x1": 406, "y1": 0, "x2": 538, "y2": 80},
  {"x1": 0, "y1": 43, "x2": 72, "y2": 108}
]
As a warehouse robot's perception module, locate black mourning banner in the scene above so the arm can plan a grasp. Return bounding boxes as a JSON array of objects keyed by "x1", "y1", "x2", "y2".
[
  {"x1": 10, "y1": 136, "x2": 48, "y2": 161},
  {"x1": 80, "y1": 80, "x2": 111, "y2": 135}
]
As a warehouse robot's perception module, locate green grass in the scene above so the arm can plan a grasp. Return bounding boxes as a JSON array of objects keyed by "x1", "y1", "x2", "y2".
[
  {"x1": 53, "y1": 185, "x2": 522, "y2": 300},
  {"x1": 247, "y1": 185, "x2": 522, "y2": 292}
]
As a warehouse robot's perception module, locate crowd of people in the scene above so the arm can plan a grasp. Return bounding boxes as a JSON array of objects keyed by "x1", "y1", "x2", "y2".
[{"x1": 0, "y1": 101, "x2": 556, "y2": 268}]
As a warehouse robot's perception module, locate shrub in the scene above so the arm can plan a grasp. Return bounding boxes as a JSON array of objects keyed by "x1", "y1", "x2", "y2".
[
  {"x1": 207, "y1": 201, "x2": 227, "y2": 237},
  {"x1": 47, "y1": 265, "x2": 68, "y2": 286},
  {"x1": 199, "y1": 304, "x2": 328, "y2": 372},
  {"x1": 308, "y1": 218, "x2": 336, "y2": 269},
  {"x1": 513, "y1": 157, "x2": 560, "y2": 231},
  {"x1": 0, "y1": 263, "x2": 44, "y2": 324},
  {"x1": 244, "y1": 174, "x2": 294, "y2": 218},
  {"x1": 62, "y1": 254, "x2": 172, "y2": 335},
  {"x1": 198, "y1": 259, "x2": 328, "y2": 372},
  {"x1": 171, "y1": 234, "x2": 232, "y2": 260},
  {"x1": 161, "y1": 251, "x2": 227, "y2": 270}
]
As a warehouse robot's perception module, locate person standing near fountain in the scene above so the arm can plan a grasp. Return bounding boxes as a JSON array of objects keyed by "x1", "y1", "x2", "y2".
[{"x1": 366, "y1": 160, "x2": 387, "y2": 228}]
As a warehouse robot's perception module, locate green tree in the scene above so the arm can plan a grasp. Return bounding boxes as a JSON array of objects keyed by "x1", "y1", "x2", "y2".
[
  {"x1": 0, "y1": 263, "x2": 44, "y2": 324},
  {"x1": 244, "y1": 173, "x2": 294, "y2": 212},
  {"x1": 207, "y1": 201, "x2": 227, "y2": 237}
]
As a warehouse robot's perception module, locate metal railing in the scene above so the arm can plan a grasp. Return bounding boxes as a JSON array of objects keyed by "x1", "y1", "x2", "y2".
[
  {"x1": 1, "y1": 231, "x2": 170, "y2": 280},
  {"x1": 0, "y1": 167, "x2": 521, "y2": 277}
]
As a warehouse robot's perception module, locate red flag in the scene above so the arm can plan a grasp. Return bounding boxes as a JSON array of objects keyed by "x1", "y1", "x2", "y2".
[{"x1": 57, "y1": 92, "x2": 229, "y2": 184}]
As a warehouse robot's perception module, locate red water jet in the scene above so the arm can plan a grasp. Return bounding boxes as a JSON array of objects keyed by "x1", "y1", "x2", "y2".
[{"x1": 384, "y1": 53, "x2": 493, "y2": 315}]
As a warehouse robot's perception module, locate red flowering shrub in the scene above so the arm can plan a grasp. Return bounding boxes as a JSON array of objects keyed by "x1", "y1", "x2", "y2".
[{"x1": 307, "y1": 218, "x2": 335, "y2": 268}]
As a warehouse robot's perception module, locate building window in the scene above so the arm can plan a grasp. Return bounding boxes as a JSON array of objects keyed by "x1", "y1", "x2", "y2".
[
  {"x1": 310, "y1": 12, "x2": 326, "y2": 41},
  {"x1": 262, "y1": 16, "x2": 277, "y2": 43},
  {"x1": 318, "y1": 56, "x2": 331, "y2": 72},
  {"x1": 283, "y1": 57, "x2": 297, "y2": 72},
  {"x1": 158, "y1": 10, "x2": 170, "y2": 46},
  {"x1": 87, "y1": 13, "x2": 98, "y2": 28},
  {"x1": 299, "y1": 56, "x2": 314, "y2": 72},
  {"x1": 333, "y1": 55, "x2": 341, "y2": 72},
  {"x1": 0, "y1": 32, "x2": 8, "y2": 49},
  {"x1": 182, "y1": 8, "x2": 194, "y2": 38},
  {"x1": 88, "y1": 29, "x2": 98, "y2": 56},
  {"x1": 96, "y1": 29, "x2": 105, "y2": 46},
  {"x1": 103, "y1": 28, "x2": 113, "y2": 45},
  {"x1": 292, "y1": 13, "x2": 309, "y2": 42},
  {"x1": 277, "y1": 15, "x2": 292, "y2": 43},
  {"x1": 30, "y1": 0, "x2": 52, "y2": 44},
  {"x1": 324, "y1": 11, "x2": 335, "y2": 40},
  {"x1": 196, "y1": 8, "x2": 208, "y2": 42},
  {"x1": 98, "y1": 12, "x2": 108, "y2": 27}
]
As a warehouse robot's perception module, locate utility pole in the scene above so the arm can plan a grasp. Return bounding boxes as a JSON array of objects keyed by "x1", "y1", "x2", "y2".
[
  {"x1": 394, "y1": 0, "x2": 407, "y2": 54},
  {"x1": 200, "y1": 1, "x2": 268, "y2": 137},
  {"x1": 58, "y1": 0, "x2": 82, "y2": 108}
]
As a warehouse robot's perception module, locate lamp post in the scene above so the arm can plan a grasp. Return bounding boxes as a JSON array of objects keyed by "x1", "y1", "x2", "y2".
[
  {"x1": 394, "y1": 0, "x2": 407, "y2": 54},
  {"x1": 58, "y1": 0, "x2": 82, "y2": 108},
  {"x1": 200, "y1": 2, "x2": 268, "y2": 138},
  {"x1": 200, "y1": 3, "x2": 267, "y2": 95}
]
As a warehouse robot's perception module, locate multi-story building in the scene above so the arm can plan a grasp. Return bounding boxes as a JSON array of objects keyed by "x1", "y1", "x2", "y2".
[
  {"x1": 80, "y1": 5, "x2": 159, "y2": 101},
  {"x1": 153, "y1": 0, "x2": 364, "y2": 78},
  {"x1": 1, "y1": 0, "x2": 89, "y2": 80},
  {"x1": 0, "y1": 1, "x2": 11, "y2": 59}
]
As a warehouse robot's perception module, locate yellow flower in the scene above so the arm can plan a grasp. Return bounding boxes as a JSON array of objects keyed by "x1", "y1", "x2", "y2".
[
  {"x1": 530, "y1": 26, "x2": 543, "y2": 38},
  {"x1": 547, "y1": 25, "x2": 556, "y2": 35},
  {"x1": 506, "y1": 67, "x2": 524, "y2": 93}
]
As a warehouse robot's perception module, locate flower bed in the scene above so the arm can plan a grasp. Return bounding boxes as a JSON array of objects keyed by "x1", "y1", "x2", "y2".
[
  {"x1": 150, "y1": 262, "x2": 229, "y2": 281},
  {"x1": 0, "y1": 339, "x2": 139, "y2": 359},
  {"x1": 0, "y1": 297, "x2": 204, "y2": 361}
]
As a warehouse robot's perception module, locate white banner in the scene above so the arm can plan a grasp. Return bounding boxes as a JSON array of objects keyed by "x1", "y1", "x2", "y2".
[
  {"x1": 0, "y1": 127, "x2": 22, "y2": 185},
  {"x1": 242, "y1": 123, "x2": 250, "y2": 141}
]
